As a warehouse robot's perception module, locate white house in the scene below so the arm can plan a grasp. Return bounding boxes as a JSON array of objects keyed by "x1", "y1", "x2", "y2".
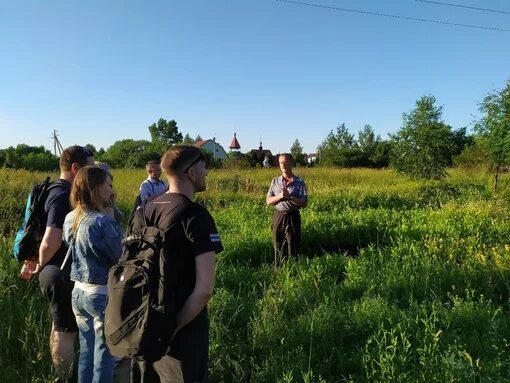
[{"x1": 195, "y1": 139, "x2": 227, "y2": 160}]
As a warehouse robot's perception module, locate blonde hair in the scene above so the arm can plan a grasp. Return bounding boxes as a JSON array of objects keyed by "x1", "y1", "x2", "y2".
[{"x1": 70, "y1": 166, "x2": 109, "y2": 233}]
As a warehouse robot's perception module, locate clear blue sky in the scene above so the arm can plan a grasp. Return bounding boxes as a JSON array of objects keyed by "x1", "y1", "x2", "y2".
[{"x1": 1, "y1": 0, "x2": 509, "y2": 155}]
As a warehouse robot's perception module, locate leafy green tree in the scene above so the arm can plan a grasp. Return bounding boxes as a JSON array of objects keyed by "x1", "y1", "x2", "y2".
[
  {"x1": 449, "y1": 127, "x2": 473, "y2": 160},
  {"x1": 390, "y1": 95, "x2": 453, "y2": 179},
  {"x1": 453, "y1": 140, "x2": 487, "y2": 169},
  {"x1": 148, "y1": 118, "x2": 183, "y2": 147},
  {"x1": 318, "y1": 123, "x2": 362, "y2": 167},
  {"x1": 475, "y1": 79, "x2": 510, "y2": 190},
  {"x1": 182, "y1": 133, "x2": 194, "y2": 144},
  {"x1": 84, "y1": 144, "x2": 97, "y2": 156},
  {"x1": 96, "y1": 147, "x2": 106, "y2": 160},
  {"x1": 290, "y1": 139, "x2": 306, "y2": 166},
  {"x1": 223, "y1": 151, "x2": 252, "y2": 169},
  {"x1": 195, "y1": 134, "x2": 203, "y2": 143},
  {"x1": 2, "y1": 145, "x2": 58, "y2": 170},
  {"x1": 101, "y1": 139, "x2": 162, "y2": 168},
  {"x1": 372, "y1": 140, "x2": 391, "y2": 168},
  {"x1": 357, "y1": 124, "x2": 382, "y2": 167}
]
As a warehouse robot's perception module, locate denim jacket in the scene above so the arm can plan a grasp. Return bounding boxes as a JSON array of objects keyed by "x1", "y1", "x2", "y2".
[{"x1": 63, "y1": 210, "x2": 123, "y2": 285}]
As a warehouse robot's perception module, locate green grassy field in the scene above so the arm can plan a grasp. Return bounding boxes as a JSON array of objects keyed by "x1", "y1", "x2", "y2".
[{"x1": 1, "y1": 167, "x2": 510, "y2": 382}]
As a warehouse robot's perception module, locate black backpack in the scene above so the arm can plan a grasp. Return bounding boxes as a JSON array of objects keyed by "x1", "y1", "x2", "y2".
[
  {"x1": 104, "y1": 203, "x2": 187, "y2": 362},
  {"x1": 13, "y1": 177, "x2": 57, "y2": 261},
  {"x1": 131, "y1": 193, "x2": 143, "y2": 215}
]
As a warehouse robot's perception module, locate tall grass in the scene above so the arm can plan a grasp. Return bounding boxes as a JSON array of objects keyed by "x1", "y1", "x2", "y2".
[{"x1": 1, "y1": 167, "x2": 510, "y2": 382}]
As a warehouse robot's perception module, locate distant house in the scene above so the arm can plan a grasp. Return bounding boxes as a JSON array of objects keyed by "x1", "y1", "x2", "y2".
[
  {"x1": 195, "y1": 139, "x2": 227, "y2": 160},
  {"x1": 248, "y1": 141, "x2": 275, "y2": 167},
  {"x1": 307, "y1": 153, "x2": 318, "y2": 164}
]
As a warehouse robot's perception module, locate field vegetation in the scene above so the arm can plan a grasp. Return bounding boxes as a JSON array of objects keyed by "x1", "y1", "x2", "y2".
[{"x1": 1, "y1": 167, "x2": 510, "y2": 382}]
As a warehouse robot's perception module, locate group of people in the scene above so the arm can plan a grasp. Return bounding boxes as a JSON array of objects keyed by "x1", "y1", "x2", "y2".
[{"x1": 22, "y1": 144, "x2": 307, "y2": 383}]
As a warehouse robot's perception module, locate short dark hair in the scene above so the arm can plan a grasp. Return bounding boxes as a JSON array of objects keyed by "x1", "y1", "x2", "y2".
[
  {"x1": 161, "y1": 145, "x2": 205, "y2": 176},
  {"x1": 279, "y1": 153, "x2": 294, "y2": 162},
  {"x1": 60, "y1": 146, "x2": 94, "y2": 171},
  {"x1": 146, "y1": 160, "x2": 160, "y2": 167}
]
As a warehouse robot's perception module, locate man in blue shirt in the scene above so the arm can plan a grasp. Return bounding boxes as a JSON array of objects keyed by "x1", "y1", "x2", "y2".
[
  {"x1": 139, "y1": 160, "x2": 168, "y2": 203},
  {"x1": 266, "y1": 153, "x2": 308, "y2": 265}
]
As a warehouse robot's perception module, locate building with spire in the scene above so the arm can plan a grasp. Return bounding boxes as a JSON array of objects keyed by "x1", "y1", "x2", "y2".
[
  {"x1": 248, "y1": 139, "x2": 275, "y2": 167},
  {"x1": 229, "y1": 132, "x2": 241, "y2": 151}
]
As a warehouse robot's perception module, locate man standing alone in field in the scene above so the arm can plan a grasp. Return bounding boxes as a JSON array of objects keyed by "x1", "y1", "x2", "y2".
[
  {"x1": 131, "y1": 145, "x2": 223, "y2": 383},
  {"x1": 36, "y1": 145, "x2": 95, "y2": 381},
  {"x1": 266, "y1": 153, "x2": 308, "y2": 264}
]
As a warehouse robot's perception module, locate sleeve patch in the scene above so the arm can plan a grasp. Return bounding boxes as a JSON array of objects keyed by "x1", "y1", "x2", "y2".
[{"x1": 209, "y1": 233, "x2": 221, "y2": 242}]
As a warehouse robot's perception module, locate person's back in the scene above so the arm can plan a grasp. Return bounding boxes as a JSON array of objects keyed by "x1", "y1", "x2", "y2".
[
  {"x1": 36, "y1": 145, "x2": 95, "y2": 381},
  {"x1": 63, "y1": 166, "x2": 122, "y2": 383},
  {"x1": 131, "y1": 146, "x2": 223, "y2": 383}
]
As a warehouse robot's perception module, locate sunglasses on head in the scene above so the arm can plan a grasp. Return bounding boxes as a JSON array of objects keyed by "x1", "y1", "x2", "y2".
[
  {"x1": 77, "y1": 148, "x2": 94, "y2": 161},
  {"x1": 184, "y1": 152, "x2": 206, "y2": 174}
]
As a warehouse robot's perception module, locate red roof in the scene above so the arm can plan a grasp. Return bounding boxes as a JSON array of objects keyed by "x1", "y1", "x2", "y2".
[
  {"x1": 229, "y1": 133, "x2": 241, "y2": 149},
  {"x1": 195, "y1": 140, "x2": 208, "y2": 148}
]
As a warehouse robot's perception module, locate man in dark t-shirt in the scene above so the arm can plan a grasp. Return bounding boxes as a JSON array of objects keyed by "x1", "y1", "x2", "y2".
[
  {"x1": 131, "y1": 145, "x2": 223, "y2": 383},
  {"x1": 36, "y1": 145, "x2": 95, "y2": 381}
]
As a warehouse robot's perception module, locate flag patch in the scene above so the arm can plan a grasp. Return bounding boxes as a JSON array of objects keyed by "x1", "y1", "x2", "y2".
[{"x1": 210, "y1": 233, "x2": 221, "y2": 242}]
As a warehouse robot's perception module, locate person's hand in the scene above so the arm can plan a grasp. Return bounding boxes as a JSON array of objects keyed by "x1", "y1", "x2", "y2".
[{"x1": 32, "y1": 262, "x2": 43, "y2": 275}]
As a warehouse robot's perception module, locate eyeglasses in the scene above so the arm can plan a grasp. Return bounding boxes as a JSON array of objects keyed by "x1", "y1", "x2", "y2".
[{"x1": 184, "y1": 152, "x2": 206, "y2": 173}]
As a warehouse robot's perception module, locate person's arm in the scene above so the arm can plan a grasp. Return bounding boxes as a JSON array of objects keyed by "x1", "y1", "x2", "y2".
[
  {"x1": 289, "y1": 195, "x2": 307, "y2": 207},
  {"x1": 266, "y1": 178, "x2": 290, "y2": 206},
  {"x1": 139, "y1": 181, "x2": 152, "y2": 202},
  {"x1": 91, "y1": 216, "x2": 123, "y2": 265},
  {"x1": 174, "y1": 251, "x2": 216, "y2": 333},
  {"x1": 289, "y1": 180, "x2": 308, "y2": 208},
  {"x1": 266, "y1": 191, "x2": 289, "y2": 206},
  {"x1": 38, "y1": 226, "x2": 63, "y2": 267}
]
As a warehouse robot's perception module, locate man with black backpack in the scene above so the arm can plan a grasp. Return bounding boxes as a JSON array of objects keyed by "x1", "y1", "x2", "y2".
[
  {"x1": 35, "y1": 145, "x2": 95, "y2": 381},
  {"x1": 128, "y1": 145, "x2": 223, "y2": 383}
]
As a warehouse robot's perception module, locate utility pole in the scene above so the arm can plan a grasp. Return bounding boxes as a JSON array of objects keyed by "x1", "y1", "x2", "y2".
[{"x1": 52, "y1": 130, "x2": 64, "y2": 157}]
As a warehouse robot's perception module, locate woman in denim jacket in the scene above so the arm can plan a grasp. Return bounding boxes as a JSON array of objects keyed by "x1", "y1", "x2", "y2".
[{"x1": 63, "y1": 166, "x2": 122, "y2": 383}]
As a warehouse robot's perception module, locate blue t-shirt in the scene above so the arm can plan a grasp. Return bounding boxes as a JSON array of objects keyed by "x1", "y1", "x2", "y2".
[{"x1": 139, "y1": 177, "x2": 167, "y2": 202}]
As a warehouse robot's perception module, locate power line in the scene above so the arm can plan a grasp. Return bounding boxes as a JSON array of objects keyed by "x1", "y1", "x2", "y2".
[
  {"x1": 276, "y1": 0, "x2": 510, "y2": 32},
  {"x1": 416, "y1": 0, "x2": 510, "y2": 16}
]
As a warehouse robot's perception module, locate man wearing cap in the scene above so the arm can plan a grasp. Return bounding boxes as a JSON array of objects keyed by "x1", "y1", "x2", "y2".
[
  {"x1": 266, "y1": 153, "x2": 308, "y2": 264},
  {"x1": 131, "y1": 145, "x2": 222, "y2": 383},
  {"x1": 36, "y1": 145, "x2": 95, "y2": 381}
]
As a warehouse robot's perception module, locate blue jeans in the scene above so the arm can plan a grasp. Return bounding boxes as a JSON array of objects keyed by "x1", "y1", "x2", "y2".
[{"x1": 72, "y1": 287, "x2": 115, "y2": 383}]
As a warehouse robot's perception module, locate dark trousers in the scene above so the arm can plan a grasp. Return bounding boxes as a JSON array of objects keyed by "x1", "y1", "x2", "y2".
[
  {"x1": 131, "y1": 312, "x2": 209, "y2": 383},
  {"x1": 272, "y1": 209, "x2": 301, "y2": 264}
]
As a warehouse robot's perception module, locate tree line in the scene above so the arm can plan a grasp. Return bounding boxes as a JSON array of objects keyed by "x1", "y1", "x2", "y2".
[{"x1": 2, "y1": 79, "x2": 509, "y2": 187}]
